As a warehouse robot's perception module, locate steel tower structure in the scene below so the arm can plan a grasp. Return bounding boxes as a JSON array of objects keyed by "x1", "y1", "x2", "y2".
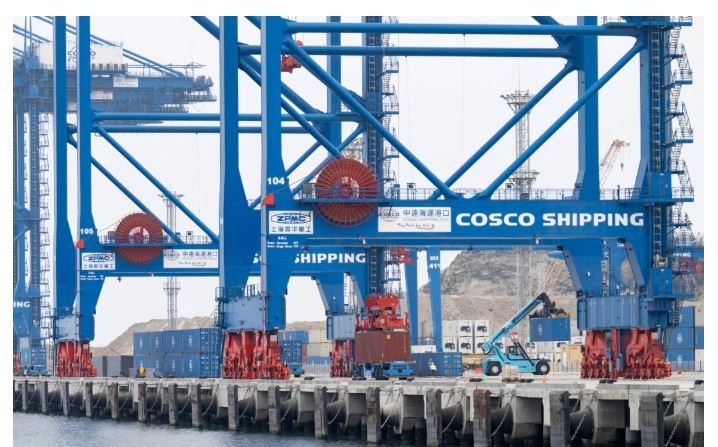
[
  {"x1": 35, "y1": 16, "x2": 698, "y2": 380},
  {"x1": 503, "y1": 90, "x2": 539, "y2": 344},
  {"x1": 160, "y1": 192, "x2": 184, "y2": 330}
]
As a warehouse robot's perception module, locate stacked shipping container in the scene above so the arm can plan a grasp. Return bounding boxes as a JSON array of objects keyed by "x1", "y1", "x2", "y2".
[
  {"x1": 133, "y1": 328, "x2": 222, "y2": 378},
  {"x1": 441, "y1": 319, "x2": 492, "y2": 354},
  {"x1": 665, "y1": 306, "x2": 701, "y2": 372}
]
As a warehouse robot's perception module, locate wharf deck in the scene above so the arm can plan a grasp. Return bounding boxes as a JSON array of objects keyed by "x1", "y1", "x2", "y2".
[{"x1": 13, "y1": 376, "x2": 703, "y2": 446}]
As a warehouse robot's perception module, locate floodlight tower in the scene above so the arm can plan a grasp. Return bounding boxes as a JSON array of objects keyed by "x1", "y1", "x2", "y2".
[
  {"x1": 502, "y1": 90, "x2": 539, "y2": 344},
  {"x1": 160, "y1": 192, "x2": 183, "y2": 330}
]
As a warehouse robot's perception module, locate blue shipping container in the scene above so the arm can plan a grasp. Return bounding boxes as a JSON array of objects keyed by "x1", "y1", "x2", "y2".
[
  {"x1": 183, "y1": 353, "x2": 221, "y2": 378},
  {"x1": 678, "y1": 307, "x2": 695, "y2": 328},
  {"x1": 279, "y1": 330, "x2": 309, "y2": 343},
  {"x1": 695, "y1": 327, "x2": 704, "y2": 349},
  {"x1": 666, "y1": 349, "x2": 694, "y2": 372},
  {"x1": 149, "y1": 332, "x2": 166, "y2": 354},
  {"x1": 165, "y1": 354, "x2": 184, "y2": 377},
  {"x1": 182, "y1": 328, "x2": 222, "y2": 354},
  {"x1": 280, "y1": 340, "x2": 305, "y2": 364},
  {"x1": 133, "y1": 332, "x2": 151, "y2": 355},
  {"x1": 149, "y1": 354, "x2": 166, "y2": 374},
  {"x1": 411, "y1": 352, "x2": 463, "y2": 377},
  {"x1": 529, "y1": 317, "x2": 570, "y2": 342},
  {"x1": 164, "y1": 330, "x2": 183, "y2": 353},
  {"x1": 669, "y1": 327, "x2": 694, "y2": 348},
  {"x1": 133, "y1": 354, "x2": 150, "y2": 369}
]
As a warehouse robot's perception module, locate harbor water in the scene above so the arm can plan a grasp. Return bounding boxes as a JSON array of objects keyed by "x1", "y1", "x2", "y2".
[{"x1": 14, "y1": 412, "x2": 367, "y2": 447}]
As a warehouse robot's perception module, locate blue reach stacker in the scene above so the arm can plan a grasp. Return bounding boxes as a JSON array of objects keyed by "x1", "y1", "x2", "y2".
[{"x1": 480, "y1": 293, "x2": 566, "y2": 376}]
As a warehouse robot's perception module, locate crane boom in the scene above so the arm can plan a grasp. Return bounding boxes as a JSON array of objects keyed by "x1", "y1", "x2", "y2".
[{"x1": 599, "y1": 139, "x2": 629, "y2": 187}]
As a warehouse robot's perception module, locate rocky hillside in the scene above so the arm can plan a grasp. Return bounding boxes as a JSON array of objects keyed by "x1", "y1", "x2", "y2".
[{"x1": 416, "y1": 250, "x2": 576, "y2": 338}]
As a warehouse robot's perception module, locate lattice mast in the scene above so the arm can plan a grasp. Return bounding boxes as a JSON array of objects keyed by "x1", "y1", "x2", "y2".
[
  {"x1": 160, "y1": 192, "x2": 183, "y2": 330},
  {"x1": 503, "y1": 90, "x2": 538, "y2": 344}
]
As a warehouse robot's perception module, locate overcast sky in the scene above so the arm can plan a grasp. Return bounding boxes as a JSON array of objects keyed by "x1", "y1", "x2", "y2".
[{"x1": 13, "y1": 17, "x2": 704, "y2": 345}]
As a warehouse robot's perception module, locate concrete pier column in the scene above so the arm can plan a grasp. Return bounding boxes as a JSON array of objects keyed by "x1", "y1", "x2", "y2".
[
  {"x1": 473, "y1": 389, "x2": 492, "y2": 447},
  {"x1": 168, "y1": 383, "x2": 178, "y2": 426},
  {"x1": 109, "y1": 382, "x2": 119, "y2": 420},
  {"x1": 21, "y1": 380, "x2": 29, "y2": 412},
  {"x1": 84, "y1": 382, "x2": 93, "y2": 418},
  {"x1": 137, "y1": 382, "x2": 147, "y2": 422},
  {"x1": 366, "y1": 387, "x2": 382, "y2": 444},
  {"x1": 314, "y1": 386, "x2": 328, "y2": 439},
  {"x1": 61, "y1": 381, "x2": 70, "y2": 416},
  {"x1": 549, "y1": 391, "x2": 571, "y2": 447},
  {"x1": 227, "y1": 384, "x2": 239, "y2": 431},
  {"x1": 426, "y1": 388, "x2": 443, "y2": 447},
  {"x1": 639, "y1": 392, "x2": 664, "y2": 447},
  {"x1": 39, "y1": 381, "x2": 49, "y2": 414},
  {"x1": 268, "y1": 385, "x2": 282, "y2": 434},
  {"x1": 190, "y1": 383, "x2": 201, "y2": 428}
]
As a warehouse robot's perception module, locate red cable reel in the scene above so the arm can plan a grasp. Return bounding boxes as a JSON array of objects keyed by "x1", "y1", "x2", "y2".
[
  {"x1": 314, "y1": 158, "x2": 379, "y2": 226},
  {"x1": 114, "y1": 212, "x2": 164, "y2": 264}
]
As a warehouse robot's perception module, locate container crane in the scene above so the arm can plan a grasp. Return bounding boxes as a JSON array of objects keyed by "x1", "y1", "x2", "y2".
[{"x1": 599, "y1": 139, "x2": 629, "y2": 187}]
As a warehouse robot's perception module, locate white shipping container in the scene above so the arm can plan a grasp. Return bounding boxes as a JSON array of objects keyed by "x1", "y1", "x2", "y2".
[
  {"x1": 411, "y1": 345, "x2": 436, "y2": 354},
  {"x1": 535, "y1": 341, "x2": 555, "y2": 354},
  {"x1": 441, "y1": 320, "x2": 459, "y2": 337},
  {"x1": 443, "y1": 337, "x2": 458, "y2": 352},
  {"x1": 308, "y1": 328, "x2": 326, "y2": 344},
  {"x1": 306, "y1": 342, "x2": 331, "y2": 358},
  {"x1": 474, "y1": 320, "x2": 490, "y2": 335},
  {"x1": 458, "y1": 336, "x2": 474, "y2": 354},
  {"x1": 458, "y1": 320, "x2": 473, "y2": 336}
]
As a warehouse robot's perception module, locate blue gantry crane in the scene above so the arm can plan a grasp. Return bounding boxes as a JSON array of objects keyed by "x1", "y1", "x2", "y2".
[
  {"x1": 12, "y1": 16, "x2": 216, "y2": 375},
  {"x1": 29, "y1": 15, "x2": 699, "y2": 380}
]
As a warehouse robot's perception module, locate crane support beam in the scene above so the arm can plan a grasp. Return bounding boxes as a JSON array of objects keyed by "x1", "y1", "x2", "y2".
[
  {"x1": 235, "y1": 45, "x2": 571, "y2": 58},
  {"x1": 283, "y1": 21, "x2": 640, "y2": 36}
]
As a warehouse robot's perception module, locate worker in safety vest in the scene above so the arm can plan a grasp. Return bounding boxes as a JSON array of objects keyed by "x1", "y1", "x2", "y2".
[
  {"x1": 428, "y1": 360, "x2": 437, "y2": 376},
  {"x1": 137, "y1": 366, "x2": 146, "y2": 378}
]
